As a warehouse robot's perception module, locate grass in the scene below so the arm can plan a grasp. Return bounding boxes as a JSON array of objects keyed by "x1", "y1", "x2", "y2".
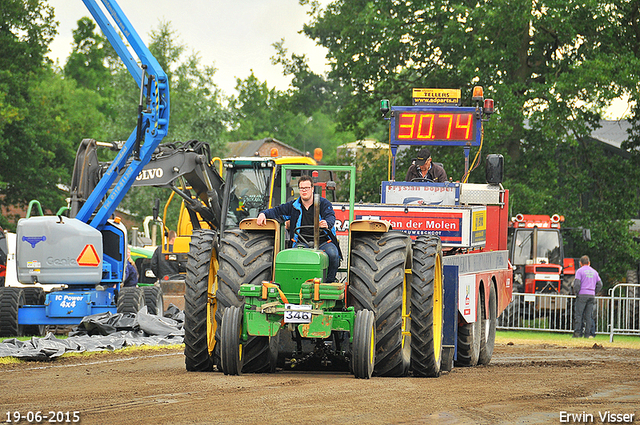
[
  {"x1": 496, "y1": 330, "x2": 640, "y2": 349},
  {"x1": 2, "y1": 331, "x2": 637, "y2": 366}
]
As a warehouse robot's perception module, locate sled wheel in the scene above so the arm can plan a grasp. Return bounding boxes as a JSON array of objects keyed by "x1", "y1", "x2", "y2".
[
  {"x1": 455, "y1": 288, "x2": 482, "y2": 367},
  {"x1": 440, "y1": 346, "x2": 454, "y2": 372},
  {"x1": 478, "y1": 283, "x2": 497, "y2": 365}
]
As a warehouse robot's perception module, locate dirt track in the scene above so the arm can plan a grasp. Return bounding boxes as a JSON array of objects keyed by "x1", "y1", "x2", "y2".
[{"x1": 1, "y1": 339, "x2": 639, "y2": 425}]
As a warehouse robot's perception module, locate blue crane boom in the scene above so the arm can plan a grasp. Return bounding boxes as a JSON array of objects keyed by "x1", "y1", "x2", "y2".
[{"x1": 76, "y1": 0, "x2": 170, "y2": 229}]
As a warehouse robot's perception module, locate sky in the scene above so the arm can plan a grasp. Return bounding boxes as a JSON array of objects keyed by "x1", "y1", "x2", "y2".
[
  {"x1": 46, "y1": 0, "x2": 331, "y2": 96},
  {"x1": 45, "y1": 1, "x2": 631, "y2": 118}
]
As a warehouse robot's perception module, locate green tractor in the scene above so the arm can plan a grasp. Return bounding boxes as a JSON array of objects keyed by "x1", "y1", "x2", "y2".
[{"x1": 211, "y1": 165, "x2": 443, "y2": 378}]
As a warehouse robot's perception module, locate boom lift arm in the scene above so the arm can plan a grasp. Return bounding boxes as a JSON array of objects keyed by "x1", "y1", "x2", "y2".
[{"x1": 74, "y1": 0, "x2": 170, "y2": 229}]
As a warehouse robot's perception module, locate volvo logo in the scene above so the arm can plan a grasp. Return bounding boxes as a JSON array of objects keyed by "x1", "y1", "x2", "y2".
[{"x1": 136, "y1": 168, "x2": 164, "y2": 181}]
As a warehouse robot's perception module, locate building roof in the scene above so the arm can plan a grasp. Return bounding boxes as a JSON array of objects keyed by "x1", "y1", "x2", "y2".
[
  {"x1": 226, "y1": 137, "x2": 305, "y2": 157},
  {"x1": 590, "y1": 120, "x2": 632, "y2": 150},
  {"x1": 337, "y1": 139, "x2": 388, "y2": 150}
]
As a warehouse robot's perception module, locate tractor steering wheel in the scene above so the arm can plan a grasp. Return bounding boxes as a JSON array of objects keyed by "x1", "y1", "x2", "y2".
[
  {"x1": 411, "y1": 177, "x2": 434, "y2": 182},
  {"x1": 293, "y1": 225, "x2": 330, "y2": 247}
]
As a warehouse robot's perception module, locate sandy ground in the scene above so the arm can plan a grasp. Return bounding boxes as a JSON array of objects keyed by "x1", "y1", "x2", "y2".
[{"x1": 1, "y1": 338, "x2": 639, "y2": 425}]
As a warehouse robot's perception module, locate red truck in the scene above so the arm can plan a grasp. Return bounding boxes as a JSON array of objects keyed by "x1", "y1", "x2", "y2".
[{"x1": 505, "y1": 213, "x2": 584, "y2": 328}]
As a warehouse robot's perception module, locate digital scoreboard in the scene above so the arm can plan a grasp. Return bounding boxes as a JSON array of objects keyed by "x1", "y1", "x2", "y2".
[{"x1": 390, "y1": 107, "x2": 481, "y2": 147}]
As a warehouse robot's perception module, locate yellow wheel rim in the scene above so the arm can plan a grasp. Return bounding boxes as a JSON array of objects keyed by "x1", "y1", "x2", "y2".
[
  {"x1": 369, "y1": 323, "x2": 375, "y2": 366},
  {"x1": 402, "y1": 267, "x2": 411, "y2": 348},
  {"x1": 433, "y1": 252, "x2": 444, "y2": 363},
  {"x1": 206, "y1": 248, "x2": 219, "y2": 355}
]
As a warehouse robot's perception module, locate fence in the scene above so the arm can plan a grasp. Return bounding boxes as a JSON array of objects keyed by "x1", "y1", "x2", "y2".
[{"x1": 497, "y1": 284, "x2": 640, "y2": 342}]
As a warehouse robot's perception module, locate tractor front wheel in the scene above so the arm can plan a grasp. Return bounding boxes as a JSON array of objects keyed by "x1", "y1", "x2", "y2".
[
  {"x1": 220, "y1": 305, "x2": 244, "y2": 375},
  {"x1": 352, "y1": 309, "x2": 375, "y2": 379}
]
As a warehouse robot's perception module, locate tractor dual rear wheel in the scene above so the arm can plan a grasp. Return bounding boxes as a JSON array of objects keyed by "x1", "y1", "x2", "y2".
[
  {"x1": 216, "y1": 228, "x2": 276, "y2": 373},
  {"x1": 349, "y1": 231, "x2": 412, "y2": 377},
  {"x1": 410, "y1": 235, "x2": 444, "y2": 377},
  {"x1": 184, "y1": 229, "x2": 217, "y2": 372}
]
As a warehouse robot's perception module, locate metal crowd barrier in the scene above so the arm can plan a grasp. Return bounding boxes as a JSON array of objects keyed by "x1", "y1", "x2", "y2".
[
  {"x1": 497, "y1": 289, "x2": 640, "y2": 341},
  {"x1": 608, "y1": 283, "x2": 640, "y2": 342}
]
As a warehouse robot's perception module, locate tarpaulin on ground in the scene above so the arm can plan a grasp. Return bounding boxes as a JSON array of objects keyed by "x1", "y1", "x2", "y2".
[{"x1": 0, "y1": 305, "x2": 184, "y2": 361}]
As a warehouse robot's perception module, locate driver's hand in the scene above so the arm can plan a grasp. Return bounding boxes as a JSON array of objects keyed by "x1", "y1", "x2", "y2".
[
  {"x1": 319, "y1": 220, "x2": 328, "y2": 229},
  {"x1": 285, "y1": 220, "x2": 290, "y2": 230},
  {"x1": 256, "y1": 213, "x2": 267, "y2": 226}
]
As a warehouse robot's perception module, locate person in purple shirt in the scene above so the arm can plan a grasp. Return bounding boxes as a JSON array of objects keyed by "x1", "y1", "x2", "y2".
[{"x1": 573, "y1": 255, "x2": 603, "y2": 338}]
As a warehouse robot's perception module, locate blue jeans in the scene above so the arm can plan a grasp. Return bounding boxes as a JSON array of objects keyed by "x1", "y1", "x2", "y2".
[
  {"x1": 297, "y1": 240, "x2": 340, "y2": 282},
  {"x1": 574, "y1": 296, "x2": 595, "y2": 337}
]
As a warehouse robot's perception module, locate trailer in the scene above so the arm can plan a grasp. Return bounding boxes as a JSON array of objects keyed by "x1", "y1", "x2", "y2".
[{"x1": 332, "y1": 87, "x2": 513, "y2": 368}]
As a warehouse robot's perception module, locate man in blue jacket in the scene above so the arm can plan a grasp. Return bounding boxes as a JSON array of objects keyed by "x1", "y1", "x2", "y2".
[{"x1": 256, "y1": 175, "x2": 341, "y2": 282}]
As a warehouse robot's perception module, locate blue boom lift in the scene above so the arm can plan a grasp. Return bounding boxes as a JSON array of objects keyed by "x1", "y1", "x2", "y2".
[{"x1": 0, "y1": 0, "x2": 170, "y2": 336}]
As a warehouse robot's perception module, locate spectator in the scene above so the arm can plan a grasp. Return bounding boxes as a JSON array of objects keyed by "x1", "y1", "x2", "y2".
[
  {"x1": 123, "y1": 248, "x2": 138, "y2": 287},
  {"x1": 573, "y1": 255, "x2": 602, "y2": 338},
  {"x1": 150, "y1": 230, "x2": 180, "y2": 281}
]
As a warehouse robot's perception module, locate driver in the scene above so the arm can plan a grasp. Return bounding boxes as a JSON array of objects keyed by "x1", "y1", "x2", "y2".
[
  {"x1": 405, "y1": 148, "x2": 447, "y2": 182},
  {"x1": 256, "y1": 175, "x2": 341, "y2": 282}
]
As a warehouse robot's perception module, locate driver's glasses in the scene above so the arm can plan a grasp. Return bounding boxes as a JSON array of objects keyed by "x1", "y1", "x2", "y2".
[{"x1": 299, "y1": 186, "x2": 312, "y2": 191}]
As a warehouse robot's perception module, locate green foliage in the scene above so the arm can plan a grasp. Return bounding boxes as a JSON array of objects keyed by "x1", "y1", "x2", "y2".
[
  {"x1": 0, "y1": 3, "x2": 107, "y2": 229},
  {"x1": 228, "y1": 71, "x2": 354, "y2": 161},
  {"x1": 303, "y1": 0, "x2": 640, "y2": 282},
  {"x1": 64, "y1": 17, "x2": 114, "y2": 97}
]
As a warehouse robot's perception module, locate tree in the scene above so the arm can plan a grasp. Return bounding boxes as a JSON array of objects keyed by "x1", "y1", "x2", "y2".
[
  {"x1": 64, "y1": 17, "x2": 114, "y2": 96},
  {"x1": 303, "y1": 0, "x2": 640, "y2": 281},
  {"x1": 0, "y1": 1, "x2": 108, "y2": 229}
]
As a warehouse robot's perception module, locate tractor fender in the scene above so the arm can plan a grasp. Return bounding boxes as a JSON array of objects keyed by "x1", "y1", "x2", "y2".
[{"x1": 349, "y1": 219, "x2": 391, "y2": 234}]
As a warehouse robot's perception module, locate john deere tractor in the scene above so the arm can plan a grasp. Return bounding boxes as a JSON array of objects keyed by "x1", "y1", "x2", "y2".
[{"x1": 186, "y1": 164, "x2": 444, "y2": 379}]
